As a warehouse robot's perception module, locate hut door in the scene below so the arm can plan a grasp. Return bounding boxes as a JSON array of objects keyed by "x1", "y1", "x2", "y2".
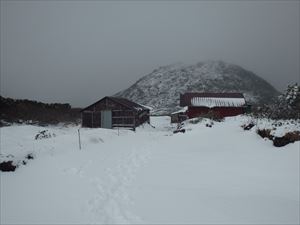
[{"x1": 101, "y1": 110, "x2": 112, "y2": 129}]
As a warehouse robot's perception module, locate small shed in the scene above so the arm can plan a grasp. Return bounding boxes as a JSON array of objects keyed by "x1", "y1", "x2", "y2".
[
  {"x1": 170, "y1": 107, "x2": 188, "y2": 123},
  {"x1": 81, "y1": 96, "x2": 150, "y2": 129},
  {"x1": 180, "y1": 92, "x2": 247, "y2": 119}
]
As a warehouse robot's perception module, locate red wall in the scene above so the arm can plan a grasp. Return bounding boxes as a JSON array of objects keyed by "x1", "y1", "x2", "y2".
[{"x1": 187, "y1": 106, "x2": 244, "y2": 118}]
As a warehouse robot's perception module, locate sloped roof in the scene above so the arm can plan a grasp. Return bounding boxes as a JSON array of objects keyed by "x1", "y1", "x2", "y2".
[
  {"x1": 109, "y1": 97, "x2": 148, "y2": 111},
  {"x1": 180, "y1": 92, "x2": 245, "y2": 107},
  {"x1": 81, "y1": 96, "x2": 149, "y2": 112},
  {"x1": 171, "y1": 106, "x2": 188, "y2": 115}
]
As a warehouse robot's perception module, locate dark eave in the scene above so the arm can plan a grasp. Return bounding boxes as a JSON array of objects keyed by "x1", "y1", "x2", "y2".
[{"x1": 81, "y1": 96, "x2": 148, "y2": 112}]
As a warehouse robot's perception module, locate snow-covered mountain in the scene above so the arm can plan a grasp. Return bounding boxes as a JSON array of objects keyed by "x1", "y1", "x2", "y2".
[{"x1": 115, "y1": 61, "x2": 280, "y2": 114}]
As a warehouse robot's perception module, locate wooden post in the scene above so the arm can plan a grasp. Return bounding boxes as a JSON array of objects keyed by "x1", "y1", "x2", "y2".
[
  {"x1": 80, "y1": 112, "x2": 82, "y2": 127},
  {"x1": 92, "y1": 112, "x2": 94, "y2": 128},
  {"x1": 78, "y1": 129, "x2": 81, "y2": 150}
]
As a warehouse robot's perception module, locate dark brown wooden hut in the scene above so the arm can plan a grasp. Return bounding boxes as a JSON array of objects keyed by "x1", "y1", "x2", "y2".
[{"x1": 81, "y1": 97, "x2": 150, "y2": 129}]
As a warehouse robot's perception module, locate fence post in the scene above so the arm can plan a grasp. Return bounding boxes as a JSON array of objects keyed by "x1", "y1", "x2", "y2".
[{"x1": 78, "y1": 129, "x2": 81, "y2": 150}]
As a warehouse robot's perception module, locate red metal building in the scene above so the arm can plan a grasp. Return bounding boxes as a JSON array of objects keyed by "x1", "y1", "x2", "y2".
[{"x1": 180, "y1": 93, "x2": 247, "y2": 119}]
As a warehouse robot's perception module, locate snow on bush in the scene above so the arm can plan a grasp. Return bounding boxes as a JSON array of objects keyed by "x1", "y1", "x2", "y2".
[
  {"x1": 253, "y1": 83, "x2": 300, "y2": 120},
  {"x1": 35, "y1": 130, "x2": 56, "y2": 140},
  {"x1": 0, "y1": 152, "x2": 35, "y2": 172},
  {"x1": 241, "y1": 115, "x2": 300, "y2": 147},
  {"x1": 242, "y1": 122, "x2": 255, "y2": 130}
]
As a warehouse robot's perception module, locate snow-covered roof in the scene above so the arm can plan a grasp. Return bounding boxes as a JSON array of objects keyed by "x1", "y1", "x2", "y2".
[
  {"x1": 180, "y1": 92, "x2": 245, "y2": 107},
  {"x1": 171, "y1": 106, "x2": 188, "y2": 115},
  {"x1": 82, "y1": 97, "x2": 150, "y2": 112},
  {"x1": 138, "y1": 104, "x2": 153, "y2": 111},
  {"x1": 191, "y1": 97, "x2": 245, "y2": 108}
]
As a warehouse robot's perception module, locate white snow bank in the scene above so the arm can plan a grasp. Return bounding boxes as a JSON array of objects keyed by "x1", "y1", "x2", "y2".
[
  {"x1": 234, "y1": 115, "x2": 300, "y2": 137},
  {"x1": 1, "y1": 116, "x2": 299, "y2": 224}
]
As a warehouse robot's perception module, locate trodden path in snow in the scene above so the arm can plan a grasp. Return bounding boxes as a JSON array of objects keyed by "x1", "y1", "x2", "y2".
[
  {"x1": 84, "y1": 117, "x2": 173, "y2": 224},
  {"x1": 129, "y1": 117, "x2": 300, "y2": 224},
  {"x1": 0, "y1": 118, "x2": 171, "y2": 224}
]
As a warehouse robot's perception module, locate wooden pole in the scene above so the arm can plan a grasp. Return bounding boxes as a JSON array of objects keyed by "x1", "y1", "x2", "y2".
[{"x1": 78, "y1": 129, "x2": 81, "y2": 150}]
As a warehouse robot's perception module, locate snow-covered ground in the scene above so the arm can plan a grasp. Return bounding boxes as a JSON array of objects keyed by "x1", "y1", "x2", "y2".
[{"x1": 1, "y1": 116, "x2": 299, "y2": 224}]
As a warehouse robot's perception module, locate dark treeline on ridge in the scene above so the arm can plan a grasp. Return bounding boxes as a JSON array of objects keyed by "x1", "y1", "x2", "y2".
[{"x1": 0, "y1": 96, "x2": 81, "y2": 126}]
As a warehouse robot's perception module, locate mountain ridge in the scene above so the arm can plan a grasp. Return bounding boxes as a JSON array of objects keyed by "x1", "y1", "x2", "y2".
[{"x1": 115, "y1": 60, "x2": 280, "y2": 114}]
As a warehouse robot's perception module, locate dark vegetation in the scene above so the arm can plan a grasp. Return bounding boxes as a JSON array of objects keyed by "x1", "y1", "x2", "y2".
[
  {"x1": 242, "y1": 122, "x2": 255, "y2": 130},
  {"x1": 247, "y1": 84, "x2": 300, "y2": 147},
  {"x1": 0, "y1": 96, "x2": 81, "y2": 126},
  {"x1": 256, "y1": 128, "x2": 300, "y2": 147},
  {"x1": 173, "y1": 123, "x2": 185, "y2": 134},
  {"x1": 257, "y1": 129, "x2": 273, "y2": 139},
  {"x1": 205, "y1": 121, "x2": 214, "y2": 128},
  {"x1": 251, "y1": 83, "x2": 300, "y2": 120},
  {"x1": 0, "y1": 153, "x2": 35, "y2": 172},
  {"x1": 173, "y1": 128, "x2": 185, "y2": 134},
  {"x1": 189, "y1": 117, "x2": 203, "y2": 124},
  {"x1": 0, "y1": 161, "x2": 17, "y2": 172},
  {"x1": 273, "y1": 132, "x2": 300, "y2": 147},
  {"x1": 35, "y1": 130, "x2": 56, "y2": 140}
]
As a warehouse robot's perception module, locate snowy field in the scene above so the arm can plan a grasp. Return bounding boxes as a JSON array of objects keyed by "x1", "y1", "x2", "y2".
[{"x1": 0, "y1": 116, "x2": 299, "y2": 224}]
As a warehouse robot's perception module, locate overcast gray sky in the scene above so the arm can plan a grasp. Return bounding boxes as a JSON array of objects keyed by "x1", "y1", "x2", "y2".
[{"x1": 1, "y1": 0, "x2": 299, "y2": 107}]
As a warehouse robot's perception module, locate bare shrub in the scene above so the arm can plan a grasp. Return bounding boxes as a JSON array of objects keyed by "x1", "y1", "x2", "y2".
[{"x1": 257, "y1": 129, "x2": 272, "y2": 140}]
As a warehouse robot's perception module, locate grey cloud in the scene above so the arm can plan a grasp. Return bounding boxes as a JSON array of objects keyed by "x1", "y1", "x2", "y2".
[{"x1": 1, "y1": 1, "x2": 299, "y2": 107}]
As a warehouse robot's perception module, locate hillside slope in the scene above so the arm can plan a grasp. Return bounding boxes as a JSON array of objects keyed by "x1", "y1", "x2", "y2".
[{"x1": 116, "y1": 61, "x2": 280, "y2": 114}]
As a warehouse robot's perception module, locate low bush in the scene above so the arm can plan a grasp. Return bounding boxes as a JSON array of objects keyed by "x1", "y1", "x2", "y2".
[
  {"x1": 0, "y1": 161, "x2": 17, "y2": 172},
  {"x1": 205, "y1": 121, "x2": 213, "y2": 128},
  {"x1": 273, "y1": 131, "x2": 300, "y2": 147},
  {"x1": 173, "y1": 129, "x2": 186, "y2": 134},
  {"x1": 257, "y1": 129, "x2": 272, "y2": 140},
  {"x1": 35, "y1": 130, "x2": 55, "y2": 140},
  {"x1": 0, "y1": 152, "x2": 36, "y2": 172},
  {"x1": 257, "y1": 129, "x2": 300, "y2": 147},
  {"x1": 189, "y1": 117, "x2": 203, "y2": 124},
  {"x1": 25, "y1": 153, "x2": 35, "y2": 160},
  {"x1": 242, "y1": 122, "x2": 255, "y2": 130}
]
